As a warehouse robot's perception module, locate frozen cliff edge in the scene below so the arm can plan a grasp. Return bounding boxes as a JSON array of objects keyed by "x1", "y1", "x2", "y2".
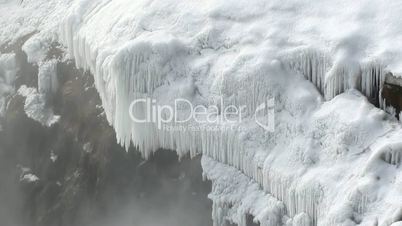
[{"x1": 2, "y1": 0, "x2": 402, "y2": 225}]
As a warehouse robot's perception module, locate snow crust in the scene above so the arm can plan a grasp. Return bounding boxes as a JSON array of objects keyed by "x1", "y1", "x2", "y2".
[{"x1": 2, "y1": 0, "x2": 402, "y2": 225}]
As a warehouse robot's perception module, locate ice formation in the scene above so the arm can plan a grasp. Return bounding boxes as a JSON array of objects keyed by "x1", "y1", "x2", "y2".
[
  {"x1": 202, "y1": 156, "x2": 287, "y2": 226},
  {"x1": 0, "y1": 53, "x2": 17, "y2": 118},
  {"x1": 21, "y1": 33, "x2": 52, "y2": 64},
  {"x1": 17, "y1": 85, "x2": 59, "y2": 127},
  {"x1": 2, "y1": 0, "x2": 402, "y2": 225},
  {"x1": 38, "y1": 59, "x2": 58, "y2": 95}
]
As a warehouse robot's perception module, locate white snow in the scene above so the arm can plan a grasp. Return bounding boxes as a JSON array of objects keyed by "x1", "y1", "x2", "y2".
[
  {"x1": 2, "y1": 0, "x2": 402, "y2": 225},
  {"x1": 0, "y1": 0, "x2": 71, "y2": 47}
]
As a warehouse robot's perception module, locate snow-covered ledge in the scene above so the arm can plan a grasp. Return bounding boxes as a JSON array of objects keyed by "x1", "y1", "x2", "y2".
[{"x1": 2, "y1": 0, "x2": 402, "y2": 225}]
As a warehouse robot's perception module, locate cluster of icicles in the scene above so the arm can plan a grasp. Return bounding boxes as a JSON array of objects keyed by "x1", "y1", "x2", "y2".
[
  {"x1": 283, "y1": 50, "x2": 402, "y2": 121},
  {"x1": 282, "y1": 49, "x2": 387, "y2": 104},
  {"x1": 59, "y1": 21, "x2": 396, "y2": 226}
]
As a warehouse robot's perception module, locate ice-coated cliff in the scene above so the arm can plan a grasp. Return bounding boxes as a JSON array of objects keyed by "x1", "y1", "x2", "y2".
[
  {"x1": 1, "y1": 0, "x2": 402, "y2": 225},
  {"x1": 0, "y1": 53, "x2": 17, "y2": 118}
]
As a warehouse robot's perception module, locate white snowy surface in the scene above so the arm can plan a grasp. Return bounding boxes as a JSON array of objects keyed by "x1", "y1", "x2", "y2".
[
  {"x1": 2, "y1": 0, "x2": 402, "y2": 225},
  {"x1": 17, "y1": 85, "x2": 59, "y2": 127},
  {"x1": 0, "y1": 0, "x2": 71, "y2": 47}
]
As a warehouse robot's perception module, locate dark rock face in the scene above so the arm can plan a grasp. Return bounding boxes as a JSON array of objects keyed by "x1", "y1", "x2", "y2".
[
  {"x1": 0, "y1": 42, "x2": 212, "y2": 226},
  {"x1": 382, "y1": 74, "x2": 402, "y2": 119}
]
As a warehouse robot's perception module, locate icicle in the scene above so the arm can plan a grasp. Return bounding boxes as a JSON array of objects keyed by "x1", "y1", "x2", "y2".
[
  {"x1": 324, "y1": 66, "x2": 351, "y2": 100},
  {"x1": 360, "y1": 62, "x2": 385, "y2": 104},
  {"x1": 261, "y1": 165, "x2": 323, "y2": 226},
  {"x1": 203, "y1": 157, "x2": 286, "y2": 226},
  {"x1": 348, "y1": 189, "x2": 370, "y2": 215},
  {"x1": 282, "y1": 49, "x2": 387, "y2": 103},
  {"x1": 38, "y1": 59, "x2": 58, "y2": 95},
  {"x1": 281, "y1": 49, "x2": 331, "y2": 95},
  {"x1": 380, "y1": 146, "x2": 402, "y2": 166}
]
